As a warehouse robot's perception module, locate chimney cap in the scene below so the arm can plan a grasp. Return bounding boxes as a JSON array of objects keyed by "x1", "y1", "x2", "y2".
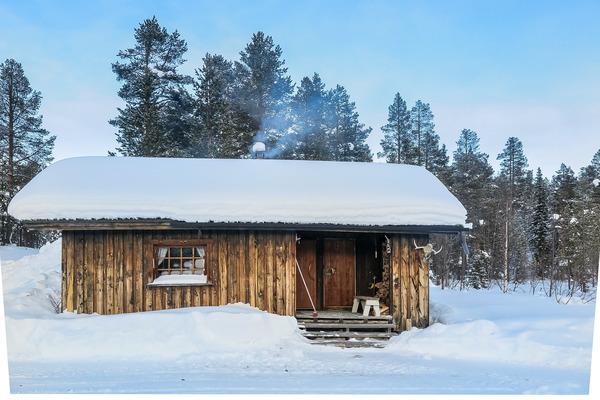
[{"x1": 252, "y1": 142, "x2": 266, "y2": 153}]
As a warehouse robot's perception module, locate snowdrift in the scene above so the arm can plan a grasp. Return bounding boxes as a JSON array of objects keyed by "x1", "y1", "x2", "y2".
[
  {"x1": 2, "y1": 240, "x2": 307, "y2": 363},
  {"x1": 387, "y1": 319, "x2": 591, "y2": 370},
  {"x1": 2, "y1": 241, "x2": 62, "y2": 318},
  {"x1": 6, "y1": 304, "x2": 304, "y2": 362}
]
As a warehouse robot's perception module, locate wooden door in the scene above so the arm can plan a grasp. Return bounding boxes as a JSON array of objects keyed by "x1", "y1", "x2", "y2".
[
  {"x1": 323, "y1": 238, "x2": 356, "y2": 308},
  {"x1": 295, "y1": 239, "x2": 317, "y2": 309}
]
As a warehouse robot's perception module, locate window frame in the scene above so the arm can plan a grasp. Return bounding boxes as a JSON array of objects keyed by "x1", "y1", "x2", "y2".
[{"x1": 149, "y1": 239, "x2": 213, "y2": 287}]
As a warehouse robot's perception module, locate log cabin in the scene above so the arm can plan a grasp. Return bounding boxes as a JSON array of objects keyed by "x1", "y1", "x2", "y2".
[{"x1": 8, "y1": 156, "x2": 468, "y2": 332}]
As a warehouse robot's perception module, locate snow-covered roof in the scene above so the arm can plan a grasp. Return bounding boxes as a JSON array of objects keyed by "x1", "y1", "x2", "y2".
[{"x1": 8, "y1": 156, "x2": 468, "y2": 229}]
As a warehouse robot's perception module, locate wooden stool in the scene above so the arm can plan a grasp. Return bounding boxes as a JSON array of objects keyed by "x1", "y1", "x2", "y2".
[{"x1": 352, "y1": 296, "x2": 381, "y2": 317}]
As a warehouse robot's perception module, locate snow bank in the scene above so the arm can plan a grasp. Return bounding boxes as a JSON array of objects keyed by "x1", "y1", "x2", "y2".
[
  {"x1": 389, "y1": 283, "x2": 595, "y2": 371},
  {"x1": 8, "y1": 156, "x2": 468, "y2": 227},
  {"x1": 386, "y1": 319, "x2": 591, "y2": 370},
  {"x1": 6, "y1": 304, "x2": 304, "y2": 363},
  {"x1": 1, "y1": 240, "x2": 62, "y2": 318},
  {"x1": 1, "y1": 241, "x2": 307, "y2": 363},
  {"x1": 0, "y1": 245, "x2": 38, "y2": 262}
]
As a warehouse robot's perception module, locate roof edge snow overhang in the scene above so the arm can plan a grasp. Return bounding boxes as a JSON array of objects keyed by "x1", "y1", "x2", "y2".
[{"x1": 22, "y1": 218, "x2": 470, "y2": 234}]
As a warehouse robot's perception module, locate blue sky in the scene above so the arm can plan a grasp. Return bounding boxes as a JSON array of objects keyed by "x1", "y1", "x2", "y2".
[{"x1": 1, "y1": 0, "x2": 598, "y2": 175}]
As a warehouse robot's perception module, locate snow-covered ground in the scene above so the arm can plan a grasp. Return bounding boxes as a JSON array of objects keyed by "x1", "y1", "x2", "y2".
[
  {"x1": 0, "y1": 245, "x2": 38, "y2": 263},
  {"x1": 1, "y1": 240, "x2": 595, "y2": 394}
]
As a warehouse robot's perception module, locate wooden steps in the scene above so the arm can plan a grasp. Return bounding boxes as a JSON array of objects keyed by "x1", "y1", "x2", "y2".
[
  {"x1": 310, "y1": 339, "x2": 388, "y2": 348},
  {"x1": 298, "y1": 322, "x2": 396, "y2": 330},
  {"x1": 296, "y1": 310, "x2": 397, "y2": 348},
  {"x1": 296, "y1": 310, "x2": 392, "y2": 323},
  {"x1": 302, "y1": 331, "x2": 394, "y2": 339}
]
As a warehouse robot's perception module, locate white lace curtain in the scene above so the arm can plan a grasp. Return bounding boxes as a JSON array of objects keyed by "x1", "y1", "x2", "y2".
[
  {"x1": 157, "y1": 247, "x2": 168, "y2": 266},
  {"x1": 195, "y1": 246, "x2": 205, "y2": 275}
]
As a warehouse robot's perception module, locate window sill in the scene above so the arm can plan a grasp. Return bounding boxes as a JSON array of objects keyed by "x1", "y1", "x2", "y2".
[{"x1": 147, "y1": 281, "x2": 214, "y2": 288}]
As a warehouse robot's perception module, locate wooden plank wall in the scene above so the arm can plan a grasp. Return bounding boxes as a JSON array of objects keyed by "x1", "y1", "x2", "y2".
[
  {"x1": 390, "y1": 234, "x2": 430, "y2": 331},
  {"x1": 61, "y1": 230, "x2": 296, "y2": 316}
]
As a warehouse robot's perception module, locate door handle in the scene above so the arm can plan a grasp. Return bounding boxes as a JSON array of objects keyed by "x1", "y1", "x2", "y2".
[{"x1": 325, "y1": 267, "x2": 336, "y2": 277}]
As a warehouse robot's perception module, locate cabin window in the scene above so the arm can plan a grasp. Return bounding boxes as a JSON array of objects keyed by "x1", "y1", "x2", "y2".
[{"x1": 150, "y1": 241, "x2": 211, "y2": 286}]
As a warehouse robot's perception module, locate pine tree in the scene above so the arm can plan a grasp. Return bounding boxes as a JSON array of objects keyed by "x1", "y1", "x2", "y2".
[
  {"x1": 235, "y1": 31, "x2": 293, "y2": 154},
  {"x1": 326, "y1": 85, "x2": 372, "y2": 162},
  {"x1": 579, "y1": 149, "x2": 600, "y2": 206},
  {"x1": 497, "y1": 137, "x2": 530, "y2": 205},
  {"x1": 496, "y1": 137, "x2": 530, "y2": 291},
  {"x1": 0, "y1": 59, "x2": 55, "y2": 245},
  {"x1": 403, "y1": 100, "x2": 450, "y2": 179},
  {"x1": 378, "y1": 93, "x2": 412, "y2": 163},
  {"x1": 531, "y1": 168, "x2": 551, "y2": 279},
  {"x1": 410, "y1": 100, "x2": 433, "y2": 164},
  {"x1": 110, "y1": 16, "x2": 191, "y2": 156}
]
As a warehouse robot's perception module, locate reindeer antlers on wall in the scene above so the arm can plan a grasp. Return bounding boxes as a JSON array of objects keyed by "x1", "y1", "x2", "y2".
[{"x1": 413, "y1": 239, "x2": 443, "y2": 259}]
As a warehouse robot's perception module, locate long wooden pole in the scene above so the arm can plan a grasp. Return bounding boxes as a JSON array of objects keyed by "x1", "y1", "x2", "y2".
[{"x1": 295, "y1": 258, "x2": 317, "y2": 318}]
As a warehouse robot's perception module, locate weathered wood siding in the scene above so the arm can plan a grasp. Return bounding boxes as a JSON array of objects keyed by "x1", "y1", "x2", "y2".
[
  {"x1": 390, "y1": 234, "x2": 429, "y2": 331},
  {"x1": 61, "y1": 230, "x2": 297, "y2": 316},
  {"x1": 60, "y1": 228, "x2": 430, "y2": 331}
]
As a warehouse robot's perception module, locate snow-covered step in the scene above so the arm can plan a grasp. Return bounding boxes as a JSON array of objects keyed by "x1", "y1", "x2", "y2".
[
  {"x1": 295, "y1": 310, "x2": 392, "y2": 322},
  {"x1": 298, "y1": 322, "x2": 395, "y2": 330},
  {"x1": 309, "y1": 339, "x2": 388, "y2": 348},
  {"x1": 302, "y1": 331, "x2": 395, "y2": 339},
  {"x1": 296, "y1": 316, "x2": 392, "y2": 324}
]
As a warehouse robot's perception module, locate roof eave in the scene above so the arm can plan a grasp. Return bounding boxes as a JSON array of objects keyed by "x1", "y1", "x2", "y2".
[{"x1": 22, "y1": 218, "x2": 470, "y2": 234}]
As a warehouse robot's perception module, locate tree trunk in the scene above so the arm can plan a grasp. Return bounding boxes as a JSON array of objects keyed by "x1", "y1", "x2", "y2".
[
  {"x1": 4, "y1": 71, "x2": 16, "y2": 244},
  {"x1": 503, "y1": 202, "x2": 509, "y2": 293}
]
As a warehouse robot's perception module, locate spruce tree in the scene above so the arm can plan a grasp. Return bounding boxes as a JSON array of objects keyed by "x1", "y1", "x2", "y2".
[
  {"x1": 451, "y1": 129, "x2": 494, "y2": 224},
  {"x1": 326, "y1": 84, "x2": 372, "y2": 162},
  {"x1": 378, "y1": 93, "x2": 412, "y2": 163},
  {"x1": 531, "y1": 168, "x2": 551, "y2": 279},
  {"x1": 162, "y1": 87, "x2": 196, "y2": 158},
  {"x1": 552, "y1": 164, "x2": 577, "y2": 217},
  {"x1": 0, "y1": 59, "x2": 55, "y2": 245},
  {"x1": 467, "y1": 250, "x2": 489, "y2": 289},
  {"x1": 577, "y1": 149, "x2": 600, "y2": 288},
  {"x1": 110, "y1": 16, "x2": 191, "y2": 156},
  {"x1": 191, "y1": 53, "x2": 252, "y2": 158},
  {"x1": 550, "y1": 163, "x2": 581, "y2": 291},
  {"x1": 235, "y1": 31, "x2": 293, "y2": 154},
  {"x1": 290, "y1": 73, "x2": 330, "y2": 160},
  {"x1": 449, "y1": 129, "x2": 494, "y2": 288}
]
